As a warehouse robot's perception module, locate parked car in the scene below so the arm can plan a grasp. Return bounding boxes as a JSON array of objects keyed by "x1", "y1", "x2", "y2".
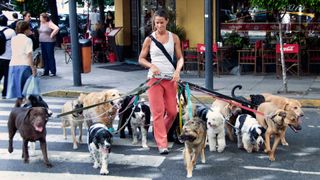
[
  {"x1": 220, "y1": 9, "x2": 236, "y2": 23},
  {"x1": 58, "y1": 14, "x2": 88, "y2": 38}
]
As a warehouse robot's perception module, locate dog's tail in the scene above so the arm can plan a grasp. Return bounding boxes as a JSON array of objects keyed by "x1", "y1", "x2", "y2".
[{"x1": 231, "y1": 85, "x2": 242, "y2": 98}]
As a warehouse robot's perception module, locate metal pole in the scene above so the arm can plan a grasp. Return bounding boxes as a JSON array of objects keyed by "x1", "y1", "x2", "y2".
[
  {"x1": 205, "y1": 0, "x2": 213, "y2": 90},
  {"x1": 216, "y1": 0, "x2": 220, "y2": 42},
  {"x1": 69, "y1": 0, "x2": 82, "y2": 86}
]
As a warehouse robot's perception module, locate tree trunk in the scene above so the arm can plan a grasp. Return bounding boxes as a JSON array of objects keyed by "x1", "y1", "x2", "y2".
[
  {"x1": 278, "y1": 21, "x2": 288, "y2": 93},
  {"x1": 48, "y1": 0, "x2": 59, "y2": 25}
]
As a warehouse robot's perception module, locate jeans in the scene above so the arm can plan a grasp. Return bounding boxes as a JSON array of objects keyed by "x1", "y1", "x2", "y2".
[{"x1": 41, "y1": 42, "x2": 56, "y2": 75}]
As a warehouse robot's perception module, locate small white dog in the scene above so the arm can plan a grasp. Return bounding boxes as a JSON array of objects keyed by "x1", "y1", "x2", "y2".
[
  {"x1": 235, "y1": 114, "x2": 266, "y2": 153},
  {"x1": 206, "y1": 107, "x2": 226, "y2": 152}
]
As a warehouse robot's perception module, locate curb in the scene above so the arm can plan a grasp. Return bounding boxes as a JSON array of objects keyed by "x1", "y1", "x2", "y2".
[{"x1": 43, "y1": 90, "x2": 320, "y2": 108}]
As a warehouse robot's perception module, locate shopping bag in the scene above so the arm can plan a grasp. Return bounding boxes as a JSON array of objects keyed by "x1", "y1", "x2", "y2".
[{"x1": 22, "y1": 76, "x2": 41, "y2": 97}]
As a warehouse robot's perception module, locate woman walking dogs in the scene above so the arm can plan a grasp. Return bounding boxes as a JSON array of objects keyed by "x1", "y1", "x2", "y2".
[{"x1": 138, "y1": 9, "x2": 184, "y2": 155}]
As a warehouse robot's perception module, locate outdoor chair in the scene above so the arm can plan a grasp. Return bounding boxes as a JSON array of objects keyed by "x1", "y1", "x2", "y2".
[
  {"x1": 181, "y1": 40, "x2": 198, "y2": 73},
  {"x1": 307, "y1": 50, "x2": 320, "y2": 73},
  {"x1": 276, "y1": 44, "x2": 301, "y2": 77},
  {"x1": 197, "y1": 43, "x2": 220, "y2": 77},
  {"x1": 92, "y1": 37, "x2": 107, "y2": 63},
  {"x1": 261, "y1": 45, "x2": 277, "y2": 74},
  {"x1": 237, "y1": 41, "x2": 262, "y2": 75},
  {"x1": 62, "y1": 36, "x2": 72, "y2": 64}
]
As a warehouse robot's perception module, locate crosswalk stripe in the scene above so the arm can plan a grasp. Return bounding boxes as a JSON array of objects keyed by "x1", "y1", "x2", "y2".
[
  {"x1": 0, "y1": 132, "x2": 173, "y2": 148},
  {"x1": 0, "y1": 149, "x2": 165, "y2": 168},
  {"x1": 0, "y1": 171, "x2": 151, "y2": 180}
]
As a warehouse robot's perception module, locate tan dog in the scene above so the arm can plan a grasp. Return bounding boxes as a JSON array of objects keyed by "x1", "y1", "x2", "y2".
[
  {"x1": 61, "y1": 99, "x2": 84, "y2": 149},
  {"x1": 212, "y1": 99, "x2": 242, "y2": 142},
  {"x1": 79, "y1": 89, "x2": 121, "y2": 129},
  {"x1": 262, "y1": 93, "x2": 304, "y2": 145},
  {"x1": 256, "y1": 102, "x2": 301, "y2": 161},
  {"x1": 179, "y1": 117, "x2": 207, "y2": 178}
]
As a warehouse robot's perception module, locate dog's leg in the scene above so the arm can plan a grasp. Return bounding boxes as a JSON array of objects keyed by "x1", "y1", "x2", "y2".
[
  {"x1": 264, "y1": 130, "x2": 272, "y2": 154},
  {"x1": 79, "y1": 124, "x2": 83, "y2": 143},
  {"x1": 226, "y1": 124, "x2": 235, "y2": 142},
  {"x1": 236, "y1": 132, "x2": 243, "y2": 149},
  {"x1": 131, "y1": 125, "x2": 138, "y2": 145},
  {"x1": 39, "y1": 138, "x2": 52, "y2": 167},
  {"x1": 22, "y1": 140, "x2": 29, "y2": 163},
  {"x1": 200, "y1": 143, "x2": 206, "y2": 164},
  {"x1": 280, "y1": 128, "x2": 289, "y2": 146},
  {"x1": 269, "y1": 135, "x2": 281, "y2": 161},
  {"x1": 141, "y1": 125, "x2": 149, "y2": 149},
  {"x1": 192, "y1": 148, "x2": 200, "y2": 167},
  {"x1": 100, "y1": 151, "x2": 109, "y2": 175},
  {"x1": 89, "y1": 144, "x2": 100, "y2": 169},
  {"x1": 63, "y1": 126, "x2": 67, "y2": 140},
  {"x1": 71, "y1": 126, "x2": 78, "y2": 149},
  {"x1": 207, "y1": 130, "x2": 216, "y2": 152},
  {"x1": 8, "y1": 126, "x2": 17, "y2": 153},
  {"x1": 217, "y1": 131, "x2": 226, "y2": 153},
  {"x1": 184, "y1": 147, "x2": 193, "y2": 178}
]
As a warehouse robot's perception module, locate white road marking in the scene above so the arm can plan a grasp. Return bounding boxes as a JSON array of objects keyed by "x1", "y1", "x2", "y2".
[
  {"x1": 0, "y1": 149, "x2": 165, "y2": 167},
  {"x1": 243, "y1": 166, "x2": 320, "y2": 175},
  {"x1": 0, "y1": 171, "x2": 151, "y2": 180}
]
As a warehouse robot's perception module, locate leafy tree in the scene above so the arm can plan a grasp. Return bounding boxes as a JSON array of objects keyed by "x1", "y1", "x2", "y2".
[
  {"x1": 250, "y1": 0, "x2": 317, "y2": 93},
  {"x1": 12, "y1": 0, "x2": 47, "y2": 18}
]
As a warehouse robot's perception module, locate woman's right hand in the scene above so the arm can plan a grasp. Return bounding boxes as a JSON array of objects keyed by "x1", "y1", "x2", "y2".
[
  {"x1": 150, "y1": 64, "x2": 160, "y2": 75},
  {"x1": 32, "y1": 67, "x2": 37, "y2": 76}
]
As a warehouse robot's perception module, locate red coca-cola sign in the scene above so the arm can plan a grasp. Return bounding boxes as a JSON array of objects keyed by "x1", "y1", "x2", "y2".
[
  {"x1": 196, "y1": 43, "x2": 218, "y2": 53},
  {"x1": 276, "y1": 44, "x2": 299, "y2": 53}
]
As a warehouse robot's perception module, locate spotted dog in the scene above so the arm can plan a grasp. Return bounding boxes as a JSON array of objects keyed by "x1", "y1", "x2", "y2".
[
  {"x1": 235, "y1": 114, "x2": 266, "y2": 153},
  {"x1": 88, "y1": 123, "x2": 113, "y2": 175}
]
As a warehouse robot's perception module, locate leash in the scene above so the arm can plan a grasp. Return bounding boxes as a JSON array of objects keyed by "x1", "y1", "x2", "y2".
[
  {"x1": 179, "y1": 81, "x2": 264, "y2": 116},
  {"x1": 56, "y1": 78, "x2": 164, "y2": 118}
]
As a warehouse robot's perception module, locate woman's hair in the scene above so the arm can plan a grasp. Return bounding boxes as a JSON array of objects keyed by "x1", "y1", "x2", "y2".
[
  {"x1": 40, "y1": 13, "x2": 50, "y2": 22},
  {"x1": 22, "y1": 11, "x2": 30, "y2": 19},
  {"x1": 152, "y1": 9, "x2": 168, "y2": 31},
  {"x1": 16, "y1": 20, "x2": 30, "y2": 34}
]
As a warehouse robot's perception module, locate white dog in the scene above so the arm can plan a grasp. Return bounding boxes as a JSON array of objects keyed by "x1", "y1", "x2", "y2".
[
  {"x1": 235, "y1": 114, "x2": 266, "y2": 153},
  {"x1": 206, "y1": 107, "x2": 226, "y2": 152}
]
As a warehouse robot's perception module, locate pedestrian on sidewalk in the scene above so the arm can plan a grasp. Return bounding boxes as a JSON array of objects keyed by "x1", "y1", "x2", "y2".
[
  {"x1": 6, "y1": 20, "x2": 36, "y2": 103},
  {"x1": 138, "y1": 9, "x2": 184, "y2": 155},
  {"x1": 0, "y1": 15, "x2": 16, "y2": 99},
  {"x1": 38, "y1": 13, "x2": 59, "y2": 77}
]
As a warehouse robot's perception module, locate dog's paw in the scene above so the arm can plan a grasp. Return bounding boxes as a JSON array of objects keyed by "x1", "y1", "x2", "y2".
[
  {"x1": 93, "y1": 162, "x2": 100, "y2": 169},
  {"x1": 217, "y1": 147, "x2": 225, "y2": 153},
  {"x1": 8, "y1": 146, "x2": 13, "y2": 153},
  {"x1": 73, "y1": 143, "x2": 78, "y2": 150},
  {"x1": 132, "y1": 140, "x2": 138, "y2": 145},
  {"x1": 100, "y1": 169, "x2": 109, "y2": 175},
  {"x1": 209, "y1": 147, "x2": 216, "y2": 152},
  {"x1": 45, "y1": 162, "x2": 53, "y2": 168},
  {"x1": 23, "y1": 158, "x2": 30, "y2": 164},
  {"x1": 187, "y1": 173, "x2": 192, "y2": 178},
  {"x1": 142, "y1": 144, "x2": 149, "y2": 149},
  {"x1": 281, "y1": 141, "x2": 289, "y2": 146},
  {"x1": 269, "y1": 156, "x2": 276, "y2": 161}
]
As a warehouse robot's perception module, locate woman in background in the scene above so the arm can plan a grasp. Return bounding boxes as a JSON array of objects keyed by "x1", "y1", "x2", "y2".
[
  {"x1": 38, "y1": 13, "x2": 59, "y2": 77},
  {"x1": 7, "y1": 20, "x2": 36, "y2": 104}
]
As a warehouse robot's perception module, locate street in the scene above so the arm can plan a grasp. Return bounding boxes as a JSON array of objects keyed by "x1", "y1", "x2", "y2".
[{"x1": 0, "y1": 97, "x2": 320, "y2": 180}]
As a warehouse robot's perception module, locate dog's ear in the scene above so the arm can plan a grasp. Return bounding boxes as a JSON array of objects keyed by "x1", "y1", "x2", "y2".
[
  {"x1": 278, "y1": 110, "x2": 287, "y2": 118},
  {"x1": 23, "y1": 108, "x2": 33, "y2": 122},
  {"x1": 259, "y1": 127, "x2": 266, "y2": 134}
]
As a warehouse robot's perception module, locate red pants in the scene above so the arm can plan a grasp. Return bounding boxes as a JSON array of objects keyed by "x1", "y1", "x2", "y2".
[{"x1": 147, "y1": 78, "x2": 177, "y2": 149}]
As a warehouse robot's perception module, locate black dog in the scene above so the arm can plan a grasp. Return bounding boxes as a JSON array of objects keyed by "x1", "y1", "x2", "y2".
[
  {"x1": 117, "y1": 95, "x2": 151, "y2": 140},
  {"x1": 16, "y1": 95, "x2": 53, "y2": 117},
  {"x1": 8, "y1": 107, "x2": 52, "y2": 167}
]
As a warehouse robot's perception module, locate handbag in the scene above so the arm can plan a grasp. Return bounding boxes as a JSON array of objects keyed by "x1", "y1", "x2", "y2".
[
  {"x1": 22, "y1": 76, "x2": 41, "y2": 97},
  {"x1": 149, "y1": 35, "x2": 176, "y2": 69}
]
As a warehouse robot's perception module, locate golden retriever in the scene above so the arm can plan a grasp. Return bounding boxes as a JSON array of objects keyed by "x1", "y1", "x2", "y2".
[{"x1": 79, "y1": 89, "x2": 121, "y2": 129}]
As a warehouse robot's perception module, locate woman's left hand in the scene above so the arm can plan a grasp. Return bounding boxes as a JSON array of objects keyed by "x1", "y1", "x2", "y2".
[{"x1": 172, "y1": 70, "x2": 180, "y2": 82}]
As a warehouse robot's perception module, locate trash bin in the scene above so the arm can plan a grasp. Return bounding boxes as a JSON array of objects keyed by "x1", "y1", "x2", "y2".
[{"x1": 79, "y1": 39, "x2": 91, "y2": 73}]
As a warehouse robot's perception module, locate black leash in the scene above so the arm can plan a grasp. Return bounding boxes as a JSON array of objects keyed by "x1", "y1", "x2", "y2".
[{"x1": 56, "y1": 78, "x2": 163, "y2": 118}]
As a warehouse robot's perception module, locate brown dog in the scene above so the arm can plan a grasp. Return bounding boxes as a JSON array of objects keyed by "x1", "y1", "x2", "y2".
[
  {"x1": 256, "y1": 102, "x2": 301, "y2": 161},
  {"x1": 262, "y1": 93, "x2": 304, "y2": 145},
  {"x1": 79, "y1": 89, "x2": 121, "y2": 129},
  {"x1": 180, "y1": 117, "x2": 207, "y2": 178},
  {"x1": 8, "y1": 107, "x2": 52, "y2": 167}
]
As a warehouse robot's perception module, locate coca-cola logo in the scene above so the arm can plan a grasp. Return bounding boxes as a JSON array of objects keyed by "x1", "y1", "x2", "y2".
[{"x1": 283, "y1": 46, "x2": 295, "y2": 52}]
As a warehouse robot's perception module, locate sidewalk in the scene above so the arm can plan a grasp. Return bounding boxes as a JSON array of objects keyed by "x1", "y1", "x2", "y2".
[{"x1": 39, "y1": 49, "x2": 320, "y2": 107}]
